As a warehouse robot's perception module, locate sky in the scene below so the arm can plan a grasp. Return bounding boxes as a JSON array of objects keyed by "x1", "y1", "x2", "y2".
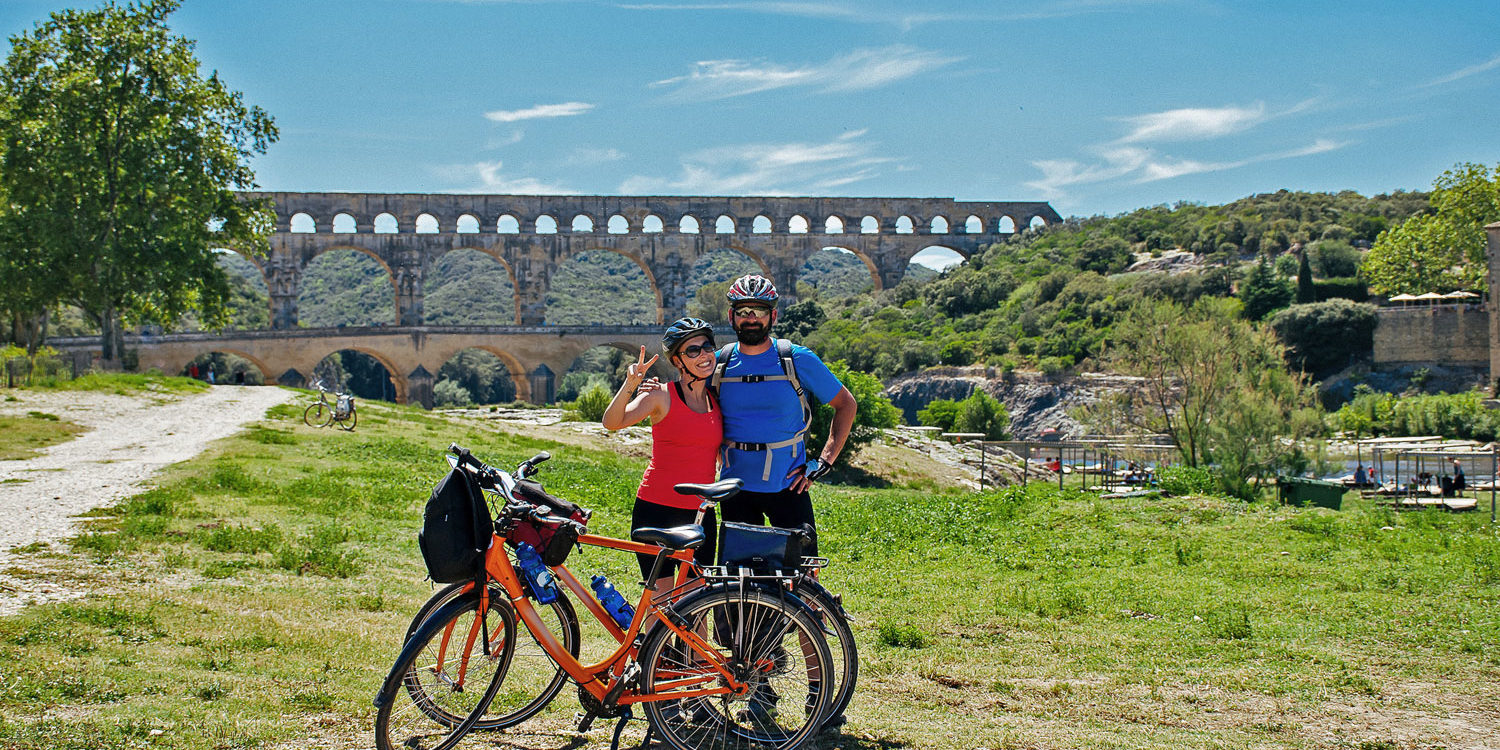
[{"x1": 1, "y1": 0, "x2": 1497, "y2": 219}]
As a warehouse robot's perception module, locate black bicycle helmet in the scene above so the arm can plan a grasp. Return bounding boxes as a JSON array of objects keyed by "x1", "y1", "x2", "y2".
[
  {"x1": 726, "y1": 274, "x2": 779, "y2": 306},
  {"x1": 661, "y1": 317, "x2": 715, "y2": 357}
]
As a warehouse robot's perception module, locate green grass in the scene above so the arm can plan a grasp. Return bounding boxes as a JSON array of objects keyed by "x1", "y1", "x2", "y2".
[
  {"x1": 19, "y1": 371, "x2": 208, "y2": 396},
  {"x1": 0, "y1": 398, "x2": 1495, "y2": 749},
  {"x1": 0, "y1": 412, "x2": 87, "y2": 460}
]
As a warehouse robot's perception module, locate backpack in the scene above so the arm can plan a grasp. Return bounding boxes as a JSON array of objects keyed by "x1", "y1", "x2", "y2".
[
  {"x1": 418, "y1": 466, "x2": 493, "y2": 583},
  {"x1": 710, "y1": 338, "x2": 818, "y2": 482}
]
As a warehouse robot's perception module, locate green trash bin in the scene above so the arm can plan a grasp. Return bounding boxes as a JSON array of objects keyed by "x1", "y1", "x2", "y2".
[{"x1": 1278, "y1": 476, "x2": 1344, "y2": 510}]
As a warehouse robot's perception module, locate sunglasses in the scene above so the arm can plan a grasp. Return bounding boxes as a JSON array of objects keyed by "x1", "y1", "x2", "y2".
[
  {"x1": 732, "y1": 307, "x2": 771, "y2": 320},
  {"x1": 677, "y1": 342, "x2": 715, "y2": 359}
]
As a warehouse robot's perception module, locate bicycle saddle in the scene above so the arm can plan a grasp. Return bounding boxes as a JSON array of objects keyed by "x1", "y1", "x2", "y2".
[
  {"x1": 672, "y1": 478, "x2": 743, "y2": 500},
  {"x1": 631, "y1": 524, "x2": 705, "y2": 550}
]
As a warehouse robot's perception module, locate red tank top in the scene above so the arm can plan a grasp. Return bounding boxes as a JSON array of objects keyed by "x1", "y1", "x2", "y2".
[{"x1": 637, "y1": 383, "x2": 723, "y2": 509}]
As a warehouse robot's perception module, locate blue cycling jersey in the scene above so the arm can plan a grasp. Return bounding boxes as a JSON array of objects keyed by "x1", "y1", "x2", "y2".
[{"x1": 717, "y1": 341, "x2": 844, "y2": 492}]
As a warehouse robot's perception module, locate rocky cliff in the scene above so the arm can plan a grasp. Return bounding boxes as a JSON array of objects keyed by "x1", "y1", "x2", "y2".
[{"x1": 883, "y1": 368, "x2": 1141, "y2": 440}]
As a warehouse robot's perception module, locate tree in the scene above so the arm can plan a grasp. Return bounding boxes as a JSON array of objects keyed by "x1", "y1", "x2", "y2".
[
  {"x1": 1238, "y1": 252, "x2": 1292, "y2": 321},
  {"x1": 809, "y1": 360, "x2": 901, "y2": 468},
  {"x1": 0, "y1": 0, "x2": 277, "y2": 362},
  {"x1": 1295, "y1": 248, "x2": 1316, "y2": 304},
  {"x1": 1107, "y1": 297, "x2": 1320, "y2": 498},
  {"x1": 1269, "y1": 299, "x2": 1377, "y2": 374},
  {"x1": 1363, "y1": 162, "x2": 1500, "y2": 295},
  {"x1": 954, "y1": 390, "x2": 1010, "y2": 440}
]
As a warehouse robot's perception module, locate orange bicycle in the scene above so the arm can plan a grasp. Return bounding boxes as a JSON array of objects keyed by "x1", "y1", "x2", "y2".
[{"x1": 373, "y1": 445, "x2": 835, "y2": 750}]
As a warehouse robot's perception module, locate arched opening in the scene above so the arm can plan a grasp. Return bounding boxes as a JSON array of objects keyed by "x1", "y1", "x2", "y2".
[
  {"x1": 312, "y1": 349, "x2": 398, "y2": 403},
  {"x1": 1029, "y1": 216, "x2": 1048, "y2": 230},
  {"x1": 297, "y1": 249, "x2": 396, "y2": 327},
  {"x1": 752, "y1": 215, "x2": 773, "y2": 234},
  {"x1": 456, "y1": 214, "x2": 480, "y2": 234},
  {"x1": 289, "y1": 213, "x2": 316, "y2": 233},
  {"x1": 415, "y1": 213, "x2": 439, "y2": 234},
  {"x1": 895, "y1": 216, "x2": 915, "y2": 234},
  {"x1": 861, "y1": 216, "x2": 879, "y2": 234},
  {"x1": 181, "y1": 351, "x2": 267, "y2": 385},
  {"x1": 332, "y1": 213, "x2": 357, "y2": 234},
  {"x1": 800, "y1": 247, "x2": 877, "y2": 299},
  {"x1": 824, "y1": 216, "x2": 844, "y2": 234},
  {"x1": 374, "y1": 213, "x2": 399, "y2": 234},
  {"x1": 999, "y1": 216, "x2": 1017, "y2": 233},
  {"x1": 964, "y1": 215, "x2": 984, "y2": 234},
  {"x1": 788, "y1": 215, "x2": 809, "y2": 234},
  {"x1": 214, "y1": 250, "x2": 269, "y2": 330},
  {"x1": 687, "y1": 247, "x2": 764, "y2": 323},
  {"x1": 535, "y1": 215, "x2": 558, "y2": 234},
  {"x1": 930, "y1": 216, "x2": 949, "y2": 234},
  {"x1": 679, "y1": 215, "x2": 700, "y2": 234},
  {"x1": 426, "y1": 249, "x2": 517, "y2": 325},
  {"x1": 907, "y1": 245, "x2": 966, "y2": 282},
  {"x1": 643, "y1": 215, "x2": 665, "y2": 233},
  {"x1": 546, "y1": 251, "x2": 658, "y2": 325},
  {"x1": 560, "y1": 345, "x2": 669, "y2": 404},
  {"x1": 435, "y1": 348, "x2": 519, "y2": 406},
  {"x1": 571, "y1": 214, "x2": 595, "y2": 233},
  {"x1": 607, "y1": 215, "x2": 630, "y2": 234},
  {"x1": 715, "y1": 215, "x2": 736, "y2": 234},
  {"x1": 498, "y1": 214, "x2": 520, "y2": 234}
]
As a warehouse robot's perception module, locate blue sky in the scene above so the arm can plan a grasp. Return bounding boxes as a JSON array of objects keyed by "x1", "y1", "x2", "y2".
[{"x1": 2, "y1": 0, "x2": 1498, "y2": 217}]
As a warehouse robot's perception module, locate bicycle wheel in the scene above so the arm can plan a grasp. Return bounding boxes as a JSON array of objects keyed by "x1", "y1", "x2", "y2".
[
  {"x1": 404, "y1": 581, "x2": 579, "y2": 730},
  {"x1": 374, "y1": 595, "x2": 516, "y2": 750},
  {"x1": 303, "y1": 402, "x2": 331, "y2": 427},
  {"x1": 338, "y1": 407, "x2": 357, "y2": 431},
  {"x1": 639, "y1": 584, "x2": 833, "y2": 750},
  {"x1": 795, "y1": 578, "x2": 857, "y2": 732}
]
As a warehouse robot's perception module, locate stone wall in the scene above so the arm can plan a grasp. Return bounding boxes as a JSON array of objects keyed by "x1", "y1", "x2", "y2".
[{"x1": 1373, "y1": 306, "x2": 1489, "y2": 366}]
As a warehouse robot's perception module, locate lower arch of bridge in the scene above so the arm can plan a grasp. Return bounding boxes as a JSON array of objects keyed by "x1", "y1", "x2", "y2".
[
  {"x1": 312, "y1": 347, "x2": 406, "y2": 405},
  {"x1": 551, "y1": 247, "x2": 664, "y2": 325},
  {"x1": 427, "y1": 248, "x2": 520, "y2": 325},
  {"x1": 702, "y1": 243, "x2": 773, "y2": 280},
  {"x1": 811, "y1": 245, "x2": 881, "y2": 294},
  {"x1": 299, "y1": 246, "x2": 399, "y2": 326},
  {"x1": 432, "y1": 345, "x2": 530, "y2": 404},
  {"x1": 182, "y1": 349, "x2": 271, "y2": 384}
]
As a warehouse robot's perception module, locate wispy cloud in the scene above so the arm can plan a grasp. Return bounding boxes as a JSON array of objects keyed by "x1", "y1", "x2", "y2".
[
  {"x1": 1422, "y1": 52, "x2": 1500, "y2": 88},
  {"x1": 483, "y1": 102, "x2": 595, "y2": 123},
  {"x1": 560, "y1": 146, "x2": 627, "y2": 166},
  {"x1": 1115, "y1": 103, "x2": 1268, "y2": 144},
  {"x1": 651, "y1": 45, "x2": 960, "y2": 100},
  {"x1": 432, "y1": 159, "x2": 575, "y2": 194},
  {"x1": 618, "y1": 130, "x2": 894, "y2": 194}
]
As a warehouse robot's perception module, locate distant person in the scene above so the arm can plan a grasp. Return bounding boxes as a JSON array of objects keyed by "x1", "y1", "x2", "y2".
[
  {"x1": 1452, "y1": 458, "x2": 1466, "y2": 493},
  {"x1": 188, "y1": 363, "x2": 199, "y2": 380},
  {"x1": 206, "y1": 365, "x2": 215, "y2": 384},
  {"x1": 1353, "y1": 464, "x2": 1368, "y2": 487},
  {"x1": 602, "y1": 318, "x2": 722, "y2": 581}
]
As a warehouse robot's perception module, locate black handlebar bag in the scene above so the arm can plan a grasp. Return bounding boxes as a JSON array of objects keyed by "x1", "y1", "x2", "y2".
[{"x1": 418, "y1": 467, "x2": 492, "y2": 583}]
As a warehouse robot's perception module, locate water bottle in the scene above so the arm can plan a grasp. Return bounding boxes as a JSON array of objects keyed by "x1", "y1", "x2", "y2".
[
  {"x1": 515, "y1": 543, "x2": 558, "y2": 603},
  {"x1": 590, "y1": 574, "x2": 635, "y2": 629}
]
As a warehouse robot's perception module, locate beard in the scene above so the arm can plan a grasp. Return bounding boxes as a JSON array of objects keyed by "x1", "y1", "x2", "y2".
[{"x1": 734, "y1": 321, "x2": 770, "y2": 346}]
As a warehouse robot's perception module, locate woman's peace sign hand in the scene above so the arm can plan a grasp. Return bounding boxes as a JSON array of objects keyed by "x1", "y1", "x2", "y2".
[{"x1": 626, "y1": 346, "x2": 659, "y2": 385}]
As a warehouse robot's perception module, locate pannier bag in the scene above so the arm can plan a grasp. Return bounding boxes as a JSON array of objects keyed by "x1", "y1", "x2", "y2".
[
  {"x1": 418, "y1": 467, "x2": 493, "y2": 583},
  {"x1": 506, "y1": 478, "x2": 587, "y2": 566},
  {"x1": 719, "y1": 522, "x2": 809, "y2": 571},
  {"x1": 336, "y1": 394, "x2": 353, "y2": 416}
]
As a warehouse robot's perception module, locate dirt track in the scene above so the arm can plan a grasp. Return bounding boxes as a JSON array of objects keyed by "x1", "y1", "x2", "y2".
[{"x1": 0, "y1": 384, "x2": 295, "y2": 614}]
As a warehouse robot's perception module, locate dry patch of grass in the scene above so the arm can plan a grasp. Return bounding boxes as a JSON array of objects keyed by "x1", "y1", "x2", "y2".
[{"x1": 0, "y1": 411, "x2": 86, "y2": 460}]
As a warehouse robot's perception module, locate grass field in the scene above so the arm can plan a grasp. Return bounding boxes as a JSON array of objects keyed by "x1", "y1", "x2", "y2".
[
  {"x1": 0, "y1": 411, "x2": 86, "y2": 460},
  {"x1": 0, "y1": 396, "x2": 1496, "y2": 749}
]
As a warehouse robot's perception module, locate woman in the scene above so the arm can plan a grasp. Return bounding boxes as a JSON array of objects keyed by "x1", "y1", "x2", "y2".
[{"x1": 602, "y1": 317, "x2": 721, "y2": 579}]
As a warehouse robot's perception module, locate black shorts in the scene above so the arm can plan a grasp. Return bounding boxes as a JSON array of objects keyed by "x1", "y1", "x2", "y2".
[
  {"x1": 630, "y1": 498, "x2": 717, "y2": 580},
  {"x1": 718, "y1": 487, "x2": 818, "y2": 558}
]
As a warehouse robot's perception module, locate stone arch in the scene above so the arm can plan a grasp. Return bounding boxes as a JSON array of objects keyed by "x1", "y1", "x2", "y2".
[
  {"x1": 999, "y1": 216, "x2": 1017, "y2": 233},
  {"x1": 535, "y1": 215, "x2": 559, "y2": 234},
  {"x1": 181, "y1": 348, "x2": 271, "y2": 384},
  {"x1": 432, "y1": 345, "x2": 529, "y2": 404},
  {"x1": 300, "y1": 245, "x2": 398, "y2": 326},
  {"x1": 415, "y1": 213, "x2": 440, "y2": 234},
  {"x1": 808, "y1": 245, "x2": 881, "y2": 294},
  {"x1": 289, "y1": 212, "x2": 317, "y2": 233},
  {"x1": 570, "y1": 213, "x2": 596, "y2": 233},
  {"x1": 456, "y1": 214, "x2": 480, "y2": 233},
  {"x1": 374, "y1": 212, "x2": 399, "y2": 234},
  {"x1": 909, "y1": 245, "x2": 968, "y2": 275},
  {"x1": 679, "y1": 215, "x2": 701, "y2": 234},
  {"x1": 643, "y1": 214, "x2": 665, "y2": 233},
  {"x1": 426, "y1": 247, "x2": 520, "y2": 325},
  {"x1": 548, "y1": 246, "x2": 664, "y2": 325},
  {"x1": 332, "y1": 213, "x2": 357, "y2": 233},
  {"x1": 861, "y1": 216, "x2": 879, "y2": 234},
  {"x1": 686, "y1": 245, "x2": 772, "y2": 323},
  {"x1": 607, "y1": 214, "x2": 630, "y2": 234},
  {"x1": 824, "y1": 216, "x2": 845, "y2": 234},
  {"x1": 310, "y1": 347, "x2": 406, "y2": 404},
  {"x1": 788, "y1": 215, "x2": 810, "y2": 234},
  {"x1": 930, "y1": 216, "x2": 950, "y2": 234},
  {"x1": 498, "y1": 214, "x2": 520, "y2": 233},
  {"x1": 895, "y1": 216, "x2": 915, "y2": 234},
  {"x1": 213, "y1": 248, "x2": 270, "y2": 328},
  {"x1": 714, "y1": 215, "x2": 736, "y2": 234},
  {"x1": 1029, "y1": 215, "x2": 1048, "y2": 230},
  {"x1": 964, "y1": 214, "x2": 984, "y2": 234},
  {"x1": 752, "y1": 215, "x2": 773, "y2": 234}
]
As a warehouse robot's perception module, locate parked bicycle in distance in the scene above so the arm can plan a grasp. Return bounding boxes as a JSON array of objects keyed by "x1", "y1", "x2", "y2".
[{"x1": 303, "y1": 381, "x2": 356, "y2": 430}]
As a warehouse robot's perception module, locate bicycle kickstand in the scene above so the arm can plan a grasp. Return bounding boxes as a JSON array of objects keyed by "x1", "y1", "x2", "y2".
[{"x1": 609, "y1": 707, "x2": 655, "y2": 750}]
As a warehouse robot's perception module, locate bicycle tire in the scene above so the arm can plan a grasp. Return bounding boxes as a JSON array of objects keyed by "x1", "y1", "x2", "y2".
[
  {"x1": 374, "y1": 595, "x2": 516, "y2": 750},
  {"x1": 339, "y1": 407, "x2": 357, "y2": 431},
  {"x1": 639, "y1": 584, "x2": 834, "y2": 750},
  {"x1": 795, "y1": 578, "x2": 857, "y2": 731},
  {"x1": 404, "y1": 581, "x2": 579, "y2": 730},
  {"x1": 303, "y1": 402, "x2": 331, "y2": 427}
]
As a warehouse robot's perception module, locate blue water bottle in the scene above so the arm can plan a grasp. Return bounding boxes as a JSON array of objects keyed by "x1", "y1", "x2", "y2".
[
  {"x1": 590, "y1": 574, "x2": 635, "y2": 629},
  {"x1": 515, "y1": 543, "x2": 558, "y2": 604}
]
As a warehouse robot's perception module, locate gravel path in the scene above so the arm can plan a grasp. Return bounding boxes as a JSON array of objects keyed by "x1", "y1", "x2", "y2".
[{"x1": 0, "y1": 384, "x2": 296, "y2": 615}]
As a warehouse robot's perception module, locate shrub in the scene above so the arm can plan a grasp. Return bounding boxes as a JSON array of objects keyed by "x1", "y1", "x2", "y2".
[
  {"x1": 1158, "y1": 465, "x2": 1218, "y2": 496},
  {"x1": 916, "y1": 398, "x2": 961, "y2": 432},
  {"x1": 1269, "y1": 299, "x2": 1377, "y2": 374},
  {"x1": 572, "y1": 384, "x2": 612, "y2": 422}
]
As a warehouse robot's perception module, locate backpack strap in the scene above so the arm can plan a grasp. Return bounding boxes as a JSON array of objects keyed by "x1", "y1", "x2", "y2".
[{"x1": 716, "y1": 338, "x2": 815, "y2": 481}]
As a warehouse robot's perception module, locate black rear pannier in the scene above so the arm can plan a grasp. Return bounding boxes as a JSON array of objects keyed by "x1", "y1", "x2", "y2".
[
  {"x1": 418, "y1": 467, "x2": 493, "y2": 583},
  {"x1": 719, "y1": 522, "x2": 809, "y2": 571}
]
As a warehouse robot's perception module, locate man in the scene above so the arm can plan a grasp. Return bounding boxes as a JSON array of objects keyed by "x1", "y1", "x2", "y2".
[{"x1": 713, "y1": 274, "x2": 857, "y2": 557}]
